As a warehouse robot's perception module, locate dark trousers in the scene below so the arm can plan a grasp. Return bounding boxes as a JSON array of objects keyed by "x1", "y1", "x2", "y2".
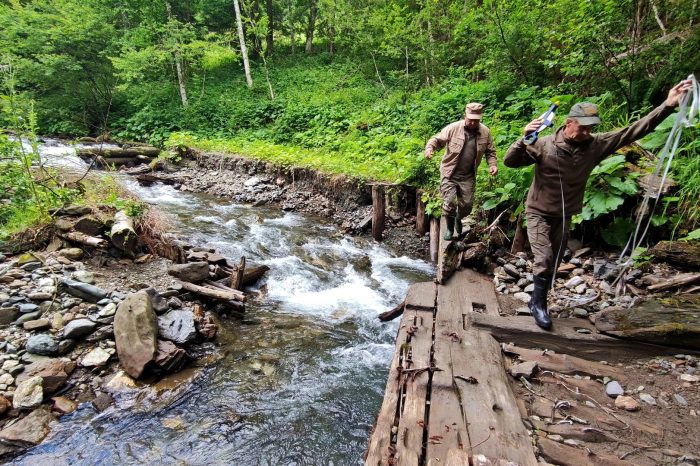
[{"x1": 526, "y1": 212, "x2": 570, "y2": 277}]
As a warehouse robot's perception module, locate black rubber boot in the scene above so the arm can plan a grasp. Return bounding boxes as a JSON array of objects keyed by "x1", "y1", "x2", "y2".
[
  {"x1": 529, "y1": 275, "x2": 552, "y2": 330},
  {"x1": 443, "y1": 216, "x2": 455, "y2": 241},
  {"x1": 454, "y1": 213, "x2": 463, "y2": 238}
]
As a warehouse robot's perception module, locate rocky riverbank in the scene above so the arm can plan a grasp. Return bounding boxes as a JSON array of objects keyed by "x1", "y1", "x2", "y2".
[{"x1": 0, "y1": 244, "x2": 225, "y2": 459}]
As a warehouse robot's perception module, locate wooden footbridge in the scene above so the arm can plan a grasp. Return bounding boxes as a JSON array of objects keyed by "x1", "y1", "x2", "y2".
[{"x1": 365, "y1": 268, "x2": 538, "y2": 465}]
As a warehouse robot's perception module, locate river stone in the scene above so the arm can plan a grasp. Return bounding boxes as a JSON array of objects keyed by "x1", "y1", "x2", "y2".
[
  {"x1": 16, "y1": 359, "x2": 72, "y2": 393},
  {"x1": 614, "y1": 395, "x2": 640, "y2": 411},
  {"x1": 71, "y1": 270, "x2": 95, "y2": 284},
  {"x1": 154, "y1": 340, "x2": 187, "y2": 373},
  {"x1": 98, "y1": 303, "x2": 117, "y2": 317},
  {"x1": 60, "y1": 278, "x2": 108, "y2": 303},
  {"x1": 114, "y1": 290, "x2": 158, "y2": 379},
  {"x1": 58, "y1": 248, "x2": 84, "y2": 261},
  {"x1": 0, "y1": 306, "x2": 19, "y2": 325},
  {"x1": 51, "y1": 396, "x2": 77, "y2": 414},
  {"x1": 0, "y1": 407, "x2": 54, "y2": 445},
  {"x1": 606, "y1": 380, "x2": 624, "y2": 397},
  {"x1": 167, "y1": 262, "x2": 210, "y2": 283},
  {"x1": 80, "y1": 347, "x2": 114, "y2": 367},
  {"x1": 23, "y1": 319, "x2": 51, "y2": 331},
  {"x1": 639, "y1": 393, "x2": 656, "y2": 405},
  {"x1": 62, "y1": 319, "x2": 97, "y2": 340},
  {"x1": 20, "y1": 262, "x2": 42, "y2": 272},
  {"x1": 13, "y1": 376, "x2": 44, "y2": 409},
  {"x1": 513, "y1": 292, "x2": 531, "y2": 303},
  {"x1": 28, "y1": 292, "x2": 52, "y2": 301},
  {"x1": 158, "y1": 310, "x2": 197, "y2": 345},
  {"x1": 0, "y1": 396, "x2": 9, "y2": 416},
  {"x1": 565, "y1": 276, "x2": 584, "y2": 288},
  {"x1": 26, "y1": 334, "x2": 59, "y2": 356},
  {"x1": 15, "y1": 311, "x2": 42, "y2": 325},
  {"x1": 0, "y1": 373, "x2": 14, "y2": 386},
  {"x1": 18, "y1": 303, "x2": 39, "y2": 314},
  {"x1": 510, "y1": 361, "x2": 538, "y2": 379}
]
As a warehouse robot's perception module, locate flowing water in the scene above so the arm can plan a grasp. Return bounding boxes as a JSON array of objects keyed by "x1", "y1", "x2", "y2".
[{"x1": 12, "y1": 141, "x2": 435, "y2": 465}]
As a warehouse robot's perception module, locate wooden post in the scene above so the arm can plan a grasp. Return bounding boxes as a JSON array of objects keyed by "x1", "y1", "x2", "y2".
[
  {"x1": 429, "y1": 217, "x2": 439, "y2": 263},
  {"x1": 511, "y1": 213, "x2": 527, "y2": 254},
  {"x1": 372, "y1": 184, "x2": 385, "y2": 241},
  {"x1": 416, "y1": 190, "x2": 428, "y2": 235}
]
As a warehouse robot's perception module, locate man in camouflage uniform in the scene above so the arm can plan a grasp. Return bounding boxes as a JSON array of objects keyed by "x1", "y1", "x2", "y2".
[
  {"x1": 425, "y1": 102, "x2": 498, "y2": 240},
  {"x1": 504, "y1": 79, "x2": 692, "y2": 329}
]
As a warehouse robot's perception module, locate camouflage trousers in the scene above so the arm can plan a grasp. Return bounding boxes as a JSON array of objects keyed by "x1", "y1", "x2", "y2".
[
  {"x1": 526, "y1": 212, "x2": 571, "y2": 277},
  {"x1": 440, "y1": 175, "x2": 475, "y2": 218}
]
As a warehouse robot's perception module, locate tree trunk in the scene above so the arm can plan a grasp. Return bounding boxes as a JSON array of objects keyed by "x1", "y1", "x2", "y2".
[
  {"x1": 305, "y1": 0, "x2": 317, "y2": 53},
  {"x1": 234, "y1": 0, "x2": 253, "y2": 88},
  {"x1": 166, "y1": 2, "x2": 188, "y2": 107},
  {"x1": 372, "y1": 184, "x2": 385, "y2": 241},
  {"x1": 265, "y1": 0, "x2": 274, "y2": 55}
]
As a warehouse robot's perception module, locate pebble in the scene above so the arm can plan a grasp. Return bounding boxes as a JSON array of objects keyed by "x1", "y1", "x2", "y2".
[
  {"x1": 680, "y1": 374, "x2": 699, "y2": 383},
  {"x1": 25, "y1": 334, "x2": 59, "y2": 356},
  {"x1": 674, "y1": 394, "x2": 688, "y2": 406},
  {"x1": 18, "y1": 303, "x2": 39, "y2": 314},
  {"x1": 513, "y1": 292, "x2": 531, "y2": 303},
  {"x1": 565, "y1": 276, "x2": 584, "y2": 288},
  {"x1": 614, "y1": 395, "x2": 640, "y2": 411},
  {"x1": 606, "y1": 380, "x2": 624, "y2": 397},
  {"x1": 639, "y1": 393, "x2": 656, "y2": 406},
  {"x1": 12, "y1": 376, "x2": 44, "y2": 409},
  {"x1": 573, "y1": 308, "x2": 588, "y2": 317}
]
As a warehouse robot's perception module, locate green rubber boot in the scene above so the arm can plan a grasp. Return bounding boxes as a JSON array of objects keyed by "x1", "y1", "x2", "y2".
[
  {"x1": 454, "y1": 215, "x2": 463, "y2": 238},
  {"x1": 443, "y1": 216, "x2": 455, "y2": 241}
]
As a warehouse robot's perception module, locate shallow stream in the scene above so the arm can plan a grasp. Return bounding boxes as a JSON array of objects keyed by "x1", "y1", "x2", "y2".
[{"x1": 12, "y1": 140, "x2": 434, "y2": 465}]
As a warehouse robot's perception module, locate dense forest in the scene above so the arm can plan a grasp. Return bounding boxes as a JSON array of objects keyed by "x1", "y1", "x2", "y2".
[{"x1": 1, "y1": 0, "x2": 699, "y2": 246}]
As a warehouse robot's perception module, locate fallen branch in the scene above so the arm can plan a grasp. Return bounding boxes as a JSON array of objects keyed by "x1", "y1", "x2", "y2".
[
  {"x1": 58, "y1": 231, "x2": 107, "y2": 248},
  {"x1": 180, "y1": 280, "x2": 246, "y2": 302}
]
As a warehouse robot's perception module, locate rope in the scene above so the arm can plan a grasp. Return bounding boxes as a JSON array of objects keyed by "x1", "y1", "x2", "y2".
[{"x1": 619, "y1": 74, "x2": 700, "y2": 267}]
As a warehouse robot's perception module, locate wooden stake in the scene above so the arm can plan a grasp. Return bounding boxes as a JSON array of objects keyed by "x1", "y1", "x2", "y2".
[
  {"x1": 231, "y1": 256, "x2": 246, "y2": 290},
  {"x1": 429, "y1": 217, "x2": 439, "y2": 263},
  {"x1": 372, "y1": 184, "x2": 385, "y2": 241},
  {"x1": 416, "y1": 190, "x2": 428, "y2": 235}
]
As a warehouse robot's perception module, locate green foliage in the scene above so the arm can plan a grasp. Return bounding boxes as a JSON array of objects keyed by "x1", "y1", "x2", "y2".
[{"x1": 574, "y1": 155, "x2": 638, "y2": 224}]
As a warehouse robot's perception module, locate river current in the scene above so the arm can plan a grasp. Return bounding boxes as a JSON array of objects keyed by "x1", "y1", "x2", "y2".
[{"x1": 12, "y1": 140, "x2": 434, "y2": 465}]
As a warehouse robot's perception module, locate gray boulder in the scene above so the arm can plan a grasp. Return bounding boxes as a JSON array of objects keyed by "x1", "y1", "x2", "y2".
[
  {"x1": 62, "y1": 319, "x2": 97, "y2": 340},
  {"x1": 167, "y1": 262, "x2": 210, "y2": 283},
  {"x1": 114, "y1": 290, "x2": 158, "y2": 379},
  {"x1": 158, "y1": 310, "x2": 197, "y2": 345}
]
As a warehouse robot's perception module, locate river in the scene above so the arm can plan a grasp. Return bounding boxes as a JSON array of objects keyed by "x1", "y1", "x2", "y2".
[{"x1": 11, "y1": 140, "x2": 434, "y2": 465}]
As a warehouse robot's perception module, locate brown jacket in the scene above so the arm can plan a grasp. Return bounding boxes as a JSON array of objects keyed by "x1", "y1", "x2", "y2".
[
  {"x1": 504, "y1": 103, "x2": 674, "y2": 217},
  {"x1": 425, "y1": 121, "x2": 498, "y2": 179}
]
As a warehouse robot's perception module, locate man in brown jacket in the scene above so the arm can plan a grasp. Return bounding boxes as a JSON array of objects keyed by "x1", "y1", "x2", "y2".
[
  {"x1": 425, "y1": 102, "x2": 498, "y2": 240},
  {"x1": 504, "y1": 79, "x2": 692, "y2": 329}
]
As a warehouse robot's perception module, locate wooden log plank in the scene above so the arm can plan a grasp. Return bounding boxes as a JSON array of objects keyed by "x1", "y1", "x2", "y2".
[
  {"x1": 366, "y1": 316, "x2": 412, "y2": 465},
  {"x1": 457, "y1": 268, "x2": 501, "y2": 317},
  {"x1": 241, "y1": 264, "x2": 270, "y2": 286},
  {"x1": 180, "y1": 281, "x2": 246, "y2": 302},
  {"x1": 429, "y1": 217, "x2": 439, "y2": 264},
  {"x1": 503, "y1": 345, "x2": 624, "y2": 379},
  {"x1": 395, "y1": 310, "x2": 433, "y2": 465},
  {"x1": 594, "y1": 296, "x2": 700, "y2": 350},
  {"x1": 537, "y1": 437, "x2": 637, "y2": 466},
  {"x1": 469, "y1": 314, "x2": 693, "y2": 360},
  {"x1": 649, "y1": 240, "x2": 700, "y2": 269},
  {"x1": 372, "y1": 185, "x2": 385, "y2": 241},
  {"x1": 456, "y1": 330, "x2": 537, "y2": 465},
  {"x1": 378, "y1": 300, "x2": 405, "y2": 322},
  {"x1": 405, "y1": 281, "x2": 437, "y2": 311}
]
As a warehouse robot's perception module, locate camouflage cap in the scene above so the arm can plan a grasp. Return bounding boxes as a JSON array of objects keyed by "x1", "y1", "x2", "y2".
[
  {"x1": 568, "y1": 102, "x2": 601, "y2": 125},
  {"x1": 465, "y1": 102, "x2": 484, "y2": 120}
]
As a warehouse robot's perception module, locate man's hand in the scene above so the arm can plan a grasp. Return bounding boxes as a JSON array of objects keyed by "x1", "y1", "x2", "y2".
[
  {"x1": 489, "y1": 166, "x2": 498, "y2": 176},
  {"x1": 424, "y1": 150, "x2": 433, "y2": 160},
  {"x1": 665, "y1": 79, "x2": 693, "y2": 107},
  {"x1": 523, "y1": 119, "x2": 543, "y2": 136}
]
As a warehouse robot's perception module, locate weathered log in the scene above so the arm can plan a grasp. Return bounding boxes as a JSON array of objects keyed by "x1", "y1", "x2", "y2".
[
  {"x1": 594, "y1": 295, "x2": 700, "y2": 350},
  {"x1": 647, "y1": 272, "x2": 700, "y2": 292},
  {"x1": 58, "y1": 231, "x2": 107, "y2": 248},
  {"x1": 649, "y1": 239, "x2": 700, "y2": 269},
  {"x1": 537, "y1": 437, "x2": 636, "y2": 466},
  {"x1": 371, "y1": 184, "x2": 385, "y2": 241},
  {"x1": 136, "y1": 173, "x2": 179, "y2": 186},
  {"x1": 502, "y1": 344, "x2": 624, "y2": 379},
  {"x1": 78, "y1": 147, "x2": 161, "y2": 159},
  {"x1": 241, "y1": 264, "x2": 270, "y2": 286},
  {"x1": 124, "y1": 164, "x2": 153, "y2": 176},
  {"x1": 469, "y1": 314, "x2": 693, "y2": 360},
  {"x1": 96, "y1": 156, "x2": 154, "y2": 168},
  {"x1": 378, "y1": 300, "x2": 405, "y2": 322},
  {"x1": 73, "y1": 215, "x2": 104, "y2": 236},
  {"x1": 180, "y1": 281, "x2": 246, "y2": 302},
  {"x1": 231, "y1": 256, "x2": 246, "y2": 290},
  {"x1": 110, "y1": 210, "x2": 138, "y2": 256}
]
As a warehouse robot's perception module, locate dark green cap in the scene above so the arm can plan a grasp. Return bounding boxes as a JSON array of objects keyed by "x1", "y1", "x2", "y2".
[{"x1": 568, "y1": 102, "x2": 601, "y2": 125}]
